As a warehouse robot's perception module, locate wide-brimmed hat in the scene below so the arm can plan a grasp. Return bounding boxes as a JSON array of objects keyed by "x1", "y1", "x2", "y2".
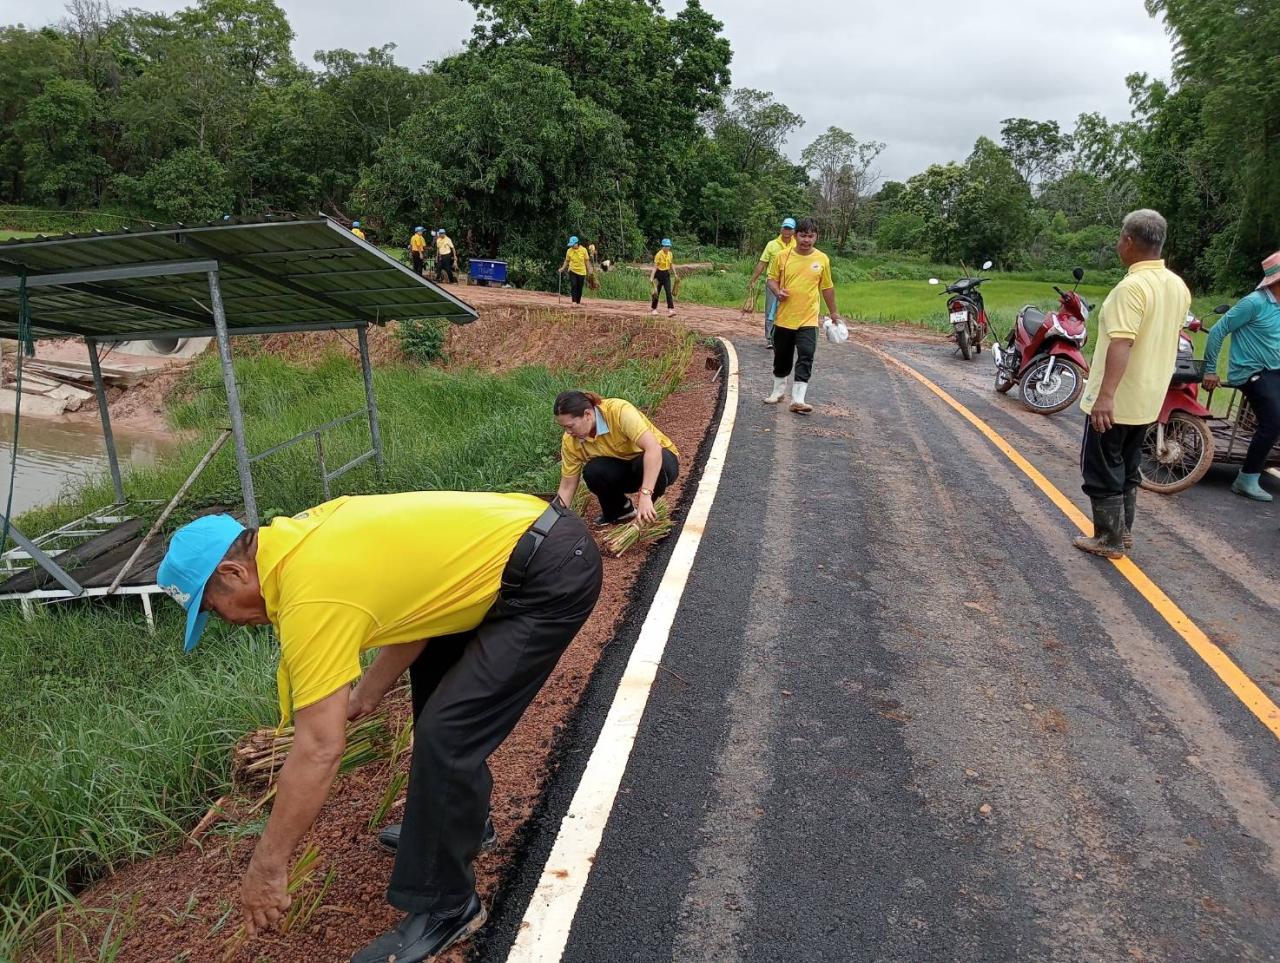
[{"x1": 1257, "y1": 251, "x2": 1280, "y2": 290}]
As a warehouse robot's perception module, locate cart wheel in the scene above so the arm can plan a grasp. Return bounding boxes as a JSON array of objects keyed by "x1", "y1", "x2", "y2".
[{"x1": 1139, "y1": 412, "x2": 1215, "y2": 494}]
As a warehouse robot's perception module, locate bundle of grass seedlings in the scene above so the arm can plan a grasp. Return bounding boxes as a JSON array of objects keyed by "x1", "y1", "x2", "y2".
[
  {"x1": 232, "y1": 711, "x2": 393, "y2": 799},
  {"x1": 605, "y1": 497, "x2": 672, "y2": 556}
]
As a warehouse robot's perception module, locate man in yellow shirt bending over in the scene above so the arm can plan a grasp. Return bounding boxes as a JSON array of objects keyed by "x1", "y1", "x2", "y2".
[
  {"x1": 765, "y1": 217, "x2": 842, "y2": 414},
  {"x1": 156, "y1": 493, "x2": 602, "y2": 962}
]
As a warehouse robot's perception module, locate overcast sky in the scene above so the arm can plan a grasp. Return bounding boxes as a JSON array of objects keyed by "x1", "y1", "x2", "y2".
[{"x1": 9, "y1": 0, "x2": 1175, "y2": 182}]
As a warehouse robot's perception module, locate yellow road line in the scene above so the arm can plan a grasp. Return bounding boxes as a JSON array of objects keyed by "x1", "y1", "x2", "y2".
[{"x1": 860, "y1": 340, "x2": 1280, "y2": 741}]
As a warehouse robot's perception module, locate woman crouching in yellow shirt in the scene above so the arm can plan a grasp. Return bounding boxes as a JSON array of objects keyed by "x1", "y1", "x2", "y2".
[{"x1": 554, "y1": 390, "x2": 680, "y2": 525}]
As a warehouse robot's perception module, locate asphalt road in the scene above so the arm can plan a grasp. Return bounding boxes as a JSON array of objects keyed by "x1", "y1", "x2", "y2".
[{"x1": 481, "y1": 328, "x2": 1280, "y2": 963}]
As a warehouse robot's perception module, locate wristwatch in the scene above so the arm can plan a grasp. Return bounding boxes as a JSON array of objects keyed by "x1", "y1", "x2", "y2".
[{"x1": 640, "y1": 488, "x2": 653, "y2": 497}]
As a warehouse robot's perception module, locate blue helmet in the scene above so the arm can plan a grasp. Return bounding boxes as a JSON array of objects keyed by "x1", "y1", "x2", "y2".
[
  {"x1": 352, "y1": 220, "x2": 361, "y2": 228},
  {"x1": 661, "y1": 238, "x2": 672, "y2": 248},
  {"x1": 568, "y1": 235, "x2": 579, "y2": 247},
  {"x1": 781, "y1": 217, "x2": 797, "y2": 230}
]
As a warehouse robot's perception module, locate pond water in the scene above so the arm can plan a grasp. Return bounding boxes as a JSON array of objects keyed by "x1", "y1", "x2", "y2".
[{"x1": 0, "y1": 416, "x2": 168, "y2": 518}]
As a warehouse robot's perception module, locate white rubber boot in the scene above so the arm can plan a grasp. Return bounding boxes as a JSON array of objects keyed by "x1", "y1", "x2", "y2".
[
  {"x1": 789, "y1": 380, "x2": 812, "y2": 413},
  {"x1": 763, "y1": 376, "x2": 787, "y2": 404}
]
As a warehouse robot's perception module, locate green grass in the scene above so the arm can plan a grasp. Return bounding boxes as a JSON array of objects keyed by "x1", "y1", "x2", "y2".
[{"x1": 0, "y1": 331, "x2": 694, "y2": 955}]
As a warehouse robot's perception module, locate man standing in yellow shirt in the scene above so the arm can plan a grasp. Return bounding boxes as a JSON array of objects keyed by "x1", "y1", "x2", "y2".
[
  {"x1": 650, "y1": 238, "x2": 676, "y2": 317},
  {"x1": 748, "y1": 217, "x2": 797, "y2": 348},
  {"x1": 1075, "y1": 209, "x2": 1190, "y2": 558},
  {"x1": 156, "y1": 493, "x2": 602, "y2": 962},
  {"x1": 408, "y1": 226, "x2": 428, "y2": 276},
  {"x1": 559, "y1": 235, "x2": 591, "y2": 305},
  {"x1": 765, "y1": 218, "x2": 841, "y2": 414},
  {"x1": 434, "y1": 228, "x2": 457, "y2": 283}
]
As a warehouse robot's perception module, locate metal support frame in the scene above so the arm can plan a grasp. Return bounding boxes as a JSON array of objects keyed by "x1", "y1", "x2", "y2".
[
  {"x1": 0, "y1": 519, "x2": 83, "y2": 596},
  {"x1": 85, "y1": 338, "x2": 126, "y2": 503},
  {"x1": 358, "y1": 323, "x2": 385, "y2": 475},
  {"x1": 208, "y1": 269, "x2": 259, "y2": 527},
  {"x1": 0, "y1": 258, "x2": 219, "y2": 290}
]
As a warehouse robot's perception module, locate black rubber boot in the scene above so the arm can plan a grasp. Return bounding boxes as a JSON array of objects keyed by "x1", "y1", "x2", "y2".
[
  {"x1": 349, "y1": 892, "x2": 486, "y2": 963},
  {"x1": 1073, "y1": 495, "x2": 1127, "y2": 559},
  {"x1": 1122, "y1": 488, "x2": 1137, "y2": 550}
]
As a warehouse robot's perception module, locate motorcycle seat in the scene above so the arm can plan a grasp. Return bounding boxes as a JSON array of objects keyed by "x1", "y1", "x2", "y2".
[{"x1": 1020, "y1": 306, "x2": 1047, "y2": 338}]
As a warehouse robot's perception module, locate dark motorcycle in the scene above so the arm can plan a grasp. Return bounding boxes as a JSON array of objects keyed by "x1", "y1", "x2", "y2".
[
  {"x1": 929, "y1": 260, "x2": 993, "y2": 361},
  {"x1": 991, "y1": 267, "x2": 1091, "y2": 415}
]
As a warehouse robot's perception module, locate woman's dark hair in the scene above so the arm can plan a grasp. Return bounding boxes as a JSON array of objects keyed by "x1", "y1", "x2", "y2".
[
  {"x1": 554, "y1": 390, "x2": 604, "y2": 417},
  {"x1": 796, "y1": 217, "x2": 819, "y2": 234}
]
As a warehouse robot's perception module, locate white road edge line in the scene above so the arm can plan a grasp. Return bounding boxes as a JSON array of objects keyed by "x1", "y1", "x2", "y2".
[{"x1": 505, "y1": 337, "x2": 740, "y2": 962}]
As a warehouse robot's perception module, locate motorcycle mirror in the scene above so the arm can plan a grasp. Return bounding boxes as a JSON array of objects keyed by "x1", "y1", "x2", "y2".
[
  {"x1": 981, "y1": 260, "x2": 993, "y2": 271},
  {"x1": 928, "y1": 278, "x2": 941, "y2": 285},
  {"x1": 1072, "y1": 267, "x2": 1085, "y2": 282},
  {"x1": 1213, "y1": 304, "x2": 1230, "y2": 314}
]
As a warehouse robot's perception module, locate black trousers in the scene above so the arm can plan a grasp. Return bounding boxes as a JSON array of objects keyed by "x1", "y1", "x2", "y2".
[
  {"x1": 411, "y1": 252, "x2": 425, "y2": 276},
  {"x1": 569, "y1": 272, "x2": 585, "y2": 304},
  {"x1": 582, "y1": 449, "x2": 679, "y2": 519},
  {"x1": 388, "y1": 508, "x2": 602, "y2": 913},
  {"x1": 773, "y1": 325, "x2": 817, "y2": 382},
  {"x1": 1239, "y1": 368, "x2": 1280, "y2": 474},
  {"x1": 435, "y1": 253, "x2": 456, "y2": 283},
  {"x1": 1080, "y1": 419, "x2": 1147, "y2": 500},
  {"x1": 651, "y1": 270, "x2": 673, "y2": 310}
]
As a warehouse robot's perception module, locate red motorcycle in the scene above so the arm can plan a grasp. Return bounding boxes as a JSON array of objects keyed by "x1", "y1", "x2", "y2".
[
  {"x1": 992, "y1": 267, "x2": 1091, "y2": 415},
  {"x1": 1137, "y1": 313, "x2": 1215, "y2": 493},
  {"x1": 929, "y1": 259, "x2": 993, "y2": 361}
]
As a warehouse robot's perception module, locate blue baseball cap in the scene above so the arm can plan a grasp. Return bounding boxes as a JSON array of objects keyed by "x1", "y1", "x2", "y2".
[
  {"x1": 157, "y1": 514, "x2": 245, "y2": 653},
  {"x1": 415, "y1": 226, "x2": 424, "y2": 233},
  {"x1": 661, "y1": 238, "x2": 672, "y2": 247},
  {"x1": 352, "y1": 220, "x2": 361, "y2": 228},
  {"x1": 781, "y1": 218, "x2": 797, "y2": 230},
  {"x1": 568, "y1": 236, "x2": 579, "y2": 247}
]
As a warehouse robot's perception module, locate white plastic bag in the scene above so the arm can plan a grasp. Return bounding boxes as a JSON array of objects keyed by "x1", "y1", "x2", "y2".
[{"x1": 822, "y1": 316, "x2": 849, "y2": 344}]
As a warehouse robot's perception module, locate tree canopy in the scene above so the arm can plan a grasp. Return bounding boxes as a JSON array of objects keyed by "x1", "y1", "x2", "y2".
[{"x1": 0, "y1": 0, "x2": 1272, "y2": 289}]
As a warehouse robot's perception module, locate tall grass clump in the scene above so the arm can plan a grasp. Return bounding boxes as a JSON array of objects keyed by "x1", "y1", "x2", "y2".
[{"x1": 1, "y1": 325, "x2": 695, "y2": 955}]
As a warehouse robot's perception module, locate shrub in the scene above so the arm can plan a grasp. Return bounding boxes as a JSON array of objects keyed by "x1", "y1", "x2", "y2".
[{"x1": 394, "y1": 317, "x2": 450, "y2": 364}]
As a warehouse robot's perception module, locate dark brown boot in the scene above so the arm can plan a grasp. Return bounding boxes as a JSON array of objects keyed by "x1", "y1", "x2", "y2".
[{"x1": 1074, "y1": 495, "x2": 1127, "y2": 559}]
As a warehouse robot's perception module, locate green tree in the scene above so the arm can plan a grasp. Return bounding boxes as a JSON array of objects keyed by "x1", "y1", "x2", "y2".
[
  {"x1": 999, "y1": 117, "x2": 1071, "y2": 191},
  {"x1": 114, "y1": 146, "x2": 234, "y2": 221},
  {"x1": 15, "y1": 77, "x2": 110, "y2": 206},
  {"x1": 0, "y1": 26, "x2": 74, "y2": 201},
  {"x1": 955, "y1": 137, "x2": 1032, "y2": 265},
  {"x1": 800, "y1": 126, "x2": 885, "y2": 253},
  {"x1": 356, "y1": 56, "x2": 635, "y2": 262}
]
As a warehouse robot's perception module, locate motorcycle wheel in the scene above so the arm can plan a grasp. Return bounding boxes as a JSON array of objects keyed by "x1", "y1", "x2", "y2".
[
  {"x1": 1019, "y1": 355, "x2": 1083, "y2": 415},
  {"x1": 956, "y1": 325, "x2": 972, "y2": 361},
  {"x1": 994, "y1": 366, "x2": 1014, "y2": 394},
  {"x1": 1139, "y1": 412, "x2": 1215, "y2": 494}
]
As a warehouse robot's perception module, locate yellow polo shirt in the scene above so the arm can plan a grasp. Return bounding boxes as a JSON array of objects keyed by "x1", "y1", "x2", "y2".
[
  {"x1": 1080, "y1": 259, "x2": 1191, "y2": 425},
  {"x1": 654, "y1": 249, "x2": 674, "y2": 271},
  {"x1": 560, "y1": 398, "x2": 679, "y2": 478},
  {"x1": 436, "y1": 234, "x2": 455, "y2": 256},
  {"x1": 758, "y1": 234, "x2": 795, "y2": 267},
  {"x1": 768, "y1": 247, "x2": 834, "y2": 330},
  {"x1": 256, "y1": 492, "x2": 546, "y2": 723},
  {"x1": 409, "y1": 233, "x2": 427, "y2": 254},
  {"x1": 565, "y1": 245, "x2": 589, "y2": 276},
  {"x1": 351, "y1": 228, "x2": 366, "y2": 241}
]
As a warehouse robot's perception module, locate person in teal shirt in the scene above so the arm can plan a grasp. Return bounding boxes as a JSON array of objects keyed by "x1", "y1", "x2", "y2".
[{"x1": 1202, "y1": 250, "x2": 1280, "y2": 501}]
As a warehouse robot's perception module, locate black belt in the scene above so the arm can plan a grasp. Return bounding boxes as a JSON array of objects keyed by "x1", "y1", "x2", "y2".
[{"x1": 501, "y1": 502, "x2": 564, "y2": 591}]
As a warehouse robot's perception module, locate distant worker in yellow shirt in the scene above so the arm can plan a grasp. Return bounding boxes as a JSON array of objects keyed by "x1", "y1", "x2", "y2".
[
  {"x1": 434, "y1": 228, "x2": 457, "y2": 283},
  {"x1": 408, "y1": 226, "x2": 428, "y2": 276},
  {"x1": 559, "y1": 235, "x2": 591, "y2": 305},
  {"x1": 650, "y1": 238, "x2": 676, "y2": 317},
  {"x1": 765, "y1": 217, "x2": 841, "y2": 414},
  {"x1": 350, "y1": 220, "x2": 366, "y2": 241},
  {"x1": 156, "y1": 493, "x2": 602, "y2": 962},
  {"x1": 748, "y1": 217, "x2": 797, "y2": 349}
]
